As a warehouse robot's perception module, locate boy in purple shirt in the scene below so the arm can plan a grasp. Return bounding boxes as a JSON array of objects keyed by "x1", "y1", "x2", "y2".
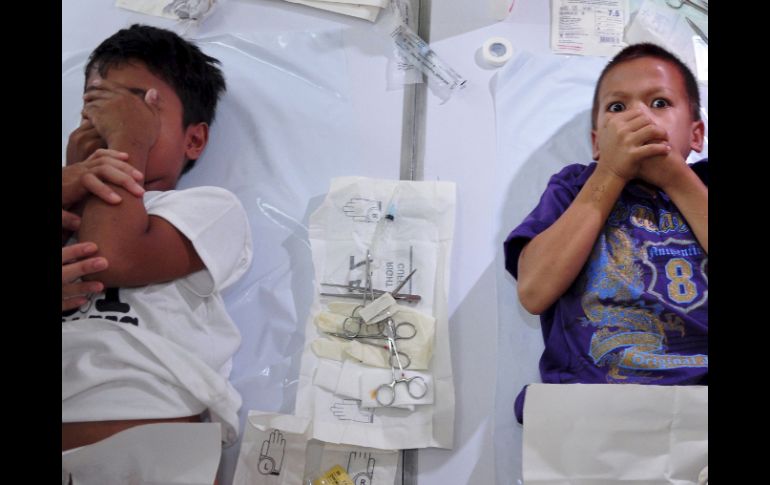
[{"x1": 504, "y1": 44, "x2": 708, "y2": 422}]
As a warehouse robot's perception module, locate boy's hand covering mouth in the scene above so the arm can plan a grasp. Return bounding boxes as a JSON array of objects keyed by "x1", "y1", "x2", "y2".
[{"x1": 644, "y1": 139, "x2": 670, "y2": 146}]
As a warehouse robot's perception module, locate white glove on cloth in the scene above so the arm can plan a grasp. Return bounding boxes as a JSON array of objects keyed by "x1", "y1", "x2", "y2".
[{"x1": 312, "y1": 301, "x2": 435, "y2": 370}]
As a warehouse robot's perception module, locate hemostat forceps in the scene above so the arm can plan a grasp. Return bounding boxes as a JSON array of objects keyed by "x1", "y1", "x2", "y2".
[
  {"x1": 340, "y1": 317, "x2": 417, "y2": 340},
  {"x1": 375, "y1": 319, "x2": 427, "y2": 406},
  {"x1": 325, "y1": 316, "x2": 417, "y2": 368},
  {"x1": 320, "y1": 268, "x2": 421, "y2": 303}
]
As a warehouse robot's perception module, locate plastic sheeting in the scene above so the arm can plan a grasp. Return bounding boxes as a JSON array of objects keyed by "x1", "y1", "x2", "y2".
[{"x1": 62, "y1": 30, "x2": 396, "y2": 485}]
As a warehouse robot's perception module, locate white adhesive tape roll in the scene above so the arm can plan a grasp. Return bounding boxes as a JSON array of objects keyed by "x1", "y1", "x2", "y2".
[{"x1": 482, "y1": 37, "x2": 514, "y2": 67}]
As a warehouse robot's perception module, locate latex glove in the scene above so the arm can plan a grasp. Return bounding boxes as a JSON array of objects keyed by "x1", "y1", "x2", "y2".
[{"x1": 312, "y1": 301, "x2": 435, "y2": 370}]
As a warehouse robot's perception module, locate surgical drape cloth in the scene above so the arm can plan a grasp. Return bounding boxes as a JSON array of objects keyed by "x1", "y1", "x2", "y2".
[{"x1": 522, "y1": 384, "x2": 707, "y2": 484}]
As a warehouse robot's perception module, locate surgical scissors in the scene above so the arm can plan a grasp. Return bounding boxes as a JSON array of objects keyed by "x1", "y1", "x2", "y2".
[
  {"x1": 340, "y1": 316, "x2": 417, "y2": 340},
  {"x1": 375, "y1": 320, "x2": 428, "y2": 406},
  {"x1": 665, "y1": 0, "x2": 707, "y2": 15},
  {"x1": 685, "y1": 17, "x2": 708, "y2": 44},
  {"x1": 325, "y1": 316, "x2": 417, "y2": 368}
]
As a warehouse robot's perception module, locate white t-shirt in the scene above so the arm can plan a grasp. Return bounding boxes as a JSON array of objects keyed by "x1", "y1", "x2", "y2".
[{"x1": 62, "y1": 186, "x2": 252, "y2": 445}]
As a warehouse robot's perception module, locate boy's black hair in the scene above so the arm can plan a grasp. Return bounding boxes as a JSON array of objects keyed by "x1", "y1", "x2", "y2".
[
  {"x1": 591, "y1": 43, "x2": 700, "y2": 130},
  {"x1": 85, "y1": 25, "x2": 226, "y2": 172}
]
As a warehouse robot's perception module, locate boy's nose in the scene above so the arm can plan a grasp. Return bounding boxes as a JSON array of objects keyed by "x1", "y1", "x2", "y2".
[{"x1": 632, "y1": 103, "x2": 655, "y2": 120}]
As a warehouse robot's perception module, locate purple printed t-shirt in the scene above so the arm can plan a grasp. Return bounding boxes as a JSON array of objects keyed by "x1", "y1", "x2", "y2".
[{"x1": 504, "y1": 160, "x2": 708, "y2": 423}]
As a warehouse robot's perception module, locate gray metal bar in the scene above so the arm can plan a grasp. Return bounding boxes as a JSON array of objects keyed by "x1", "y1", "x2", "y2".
[
  {"x1": 402, "y1": 448, "x2": 419, "y2": 484},
  {"x1": 399, "y1": 0, "x2": 430, "y2": 183},
  {"x1": 400, "y1": 0, "x2": 430, "y2": 482}
]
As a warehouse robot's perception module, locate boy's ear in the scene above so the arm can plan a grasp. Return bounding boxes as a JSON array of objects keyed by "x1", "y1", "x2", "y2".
[
  {"x1": 184, "y1": 122, "x2": 209, "y2": 160},
  {"x1": 591, "y1": 130, "x2": 600, "y2": 160},
  {"x1": 689, "y1": 119, "x2": 705, "y2": 153}
]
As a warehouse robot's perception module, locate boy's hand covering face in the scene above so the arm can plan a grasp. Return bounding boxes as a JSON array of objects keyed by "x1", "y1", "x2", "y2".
[
  {"x1": 593, "y1": 108, "x2": 672, "y2": 182},
  {"x1": 591, "y1": 57, "x2": 705, "y2": 185},
  {"x1": 66, "y1": 118, "x2": 107, "y2": 166},
  {"x1": 82, "y1": 77, "x2": 161, "y2": 162},
  {"x1": 636, "y1": 148, "x2": 689, "y2": 190}
]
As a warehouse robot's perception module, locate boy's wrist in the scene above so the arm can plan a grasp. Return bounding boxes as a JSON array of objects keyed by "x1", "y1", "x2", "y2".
[
  {"x1": 658, "y1": 160, "x2": 699, "y2": 194},
  {"x1": 591, "y1": 164, "x2": 631, "y2": 190},
  {"x1": 578, "y1": 164, "x2": 627, "y2": 209},
  {"x1": 107, "y1": 135, "x2": 151, "y2": 171}
]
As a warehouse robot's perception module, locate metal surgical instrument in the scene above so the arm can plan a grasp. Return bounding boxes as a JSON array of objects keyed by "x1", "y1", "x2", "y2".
[
  {"x1": 375, "y1": 319, "x2": 428, "y2": 406},
  {"x1": 685, "y1": 17, "x2": 708, "y2": 44},
  {"x1": 320, "y1": 269, "x2": 421, "y2": 303}
]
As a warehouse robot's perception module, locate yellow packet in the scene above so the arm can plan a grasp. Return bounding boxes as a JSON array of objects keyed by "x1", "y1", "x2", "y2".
[{"x1": 312, "y1": 464, "x2": 355, "y2": 485}]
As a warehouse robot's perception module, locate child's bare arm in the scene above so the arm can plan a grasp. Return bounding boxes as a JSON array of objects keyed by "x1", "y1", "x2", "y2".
[
  {"x1": 62, "y1": 149, "x2": 145, "y2": 209},
  {"x1": 518, "y1": 109, "x2": 671, "y2": 314},
  {"x1": 62, "y1": 149, "x2": 146, "y2": 244},
  {"x1": 78, "y1": 188, "x2": 204, "y2": 287},
  {"x1": 78, "y1": 80, "x2": 204, "y2": 287},
  {"x1": 517, "y1": 166, "x2": 626, "y2": 314}
]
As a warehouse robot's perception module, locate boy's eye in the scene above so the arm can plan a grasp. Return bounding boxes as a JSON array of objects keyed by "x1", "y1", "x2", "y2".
[
  {"x1": 607, "y1": 102, "x2": 625, "y2": 113},
  {"x1": 651, "y1": 98, "x2": 670, "y2": 108}
]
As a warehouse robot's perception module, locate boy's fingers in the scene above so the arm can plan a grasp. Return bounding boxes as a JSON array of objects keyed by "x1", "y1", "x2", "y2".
[
  {"x1": 631, "y1": 124, "x2": 668, "y2": 146},
  {"x1": 85, "y1": 148, "x2": 131, "y2": 164},
  {"x1": 62, "y1": 280, "x2": 104, "y2": 299},
  {"x1": 80, "y1": 173, "x2": 122, "y2": 204},
  {"x1": 623, "y1": 114, "x2": 654, "y2": 133},
  {"x1": 85, "y1": 78, "x2": 135, "y2": 100},
  {"x1": 83, "y1": 89, "x2": 113, "y2": 102},
  {"x1": 62, "y1": 296, "x2": 89, "y2": 312},
  {"x1": 62, "y1": 242, "x2": 98, "y2": 264},
  {"x1": 88, "y1": 77, "x2": 120, "y2": 90},
  {"x1": 602, "y1": 108, "x2": 650, "y2": 131},
  {"x1": 62, "y1": 210, "x2": 81, "y2": 231},
  {"x1": 62, "y1": 256, "x2": 109, "y2": 283},
  {"x1": 71, "y1": 119, "x2": 96, "y2": 136},
  {"x1": 81, "y1": 101, "x2": 106, "y2": 117},
  {"x1": 144, "y1": 88, "x2": 160, "y2": 107},
  {"x1": 86, "y1": 166, "x2": 145, "y2": 198},
  {"x1": 634, "y1": 143, "x2": 671, "y2": 160}
]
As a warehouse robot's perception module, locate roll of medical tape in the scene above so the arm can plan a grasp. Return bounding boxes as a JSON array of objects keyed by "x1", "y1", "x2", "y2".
[{"x1": 482, "y1": 37, "x2": 514, "y2": 67}]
